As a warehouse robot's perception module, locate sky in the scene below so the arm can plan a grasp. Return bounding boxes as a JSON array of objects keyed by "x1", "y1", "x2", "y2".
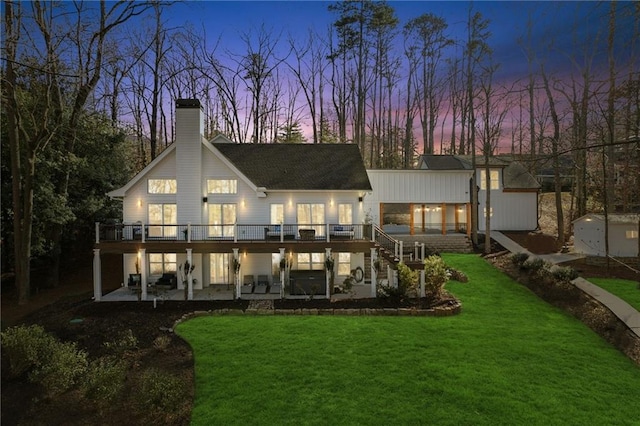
[{"x1": 160, "y1": 1, "x2": 636, "y2": 150}]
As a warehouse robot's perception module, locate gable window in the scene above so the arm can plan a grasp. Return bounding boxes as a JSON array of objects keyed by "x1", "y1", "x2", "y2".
[
  {"x1": 207, "y1": 179, "x2": 237, "y2": 194},
  {"x1": 148, "y1": 204, "x2": 177, "y2": 237},
  {"x1": 338, "y1": 204, "x2": 353, "y2": 225},
  {"x1": 148, "y1": 179, "x2": 177, "y2": 194},
  {"x1": 209, "y1": 203, "x2": 236, "y2": 237},
  {"x1": 149, "y1": 253, "x2": 176, "y2": 275},
  {"x1": 297, "y1": 203, "x2": 325, "y2": 236},
  {"x1": 480, "y1": 170, "x2": 499, "y2": 190},
  {"x1": 337, "y1": 253, "x2": 351, "y2": 276},
  {"x1": 297, "y1": 253, "x2": 324, "y2": 270},
  {"x1": 271, "y1": 204, "x2": 284, "y2": 224}
]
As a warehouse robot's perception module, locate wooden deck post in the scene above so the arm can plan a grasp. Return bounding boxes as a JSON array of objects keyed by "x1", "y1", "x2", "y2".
[
  {"x1": 466, "y1": 203, "x2": 472, "y2": 237},
  {"x1": 410, "y1": 203, "x2": 414, "y2": 235},
  {"x1": 441, "y1": 203, "x2": 446, "y2": 235}
]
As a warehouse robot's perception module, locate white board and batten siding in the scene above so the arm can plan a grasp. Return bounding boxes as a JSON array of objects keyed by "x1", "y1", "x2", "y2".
[
  {"x1": 573, "y1": 214, "x2": 640, "y2": 257},
  {"x1": 175, "y1": 105, "x2": 204, "y2": 224}
]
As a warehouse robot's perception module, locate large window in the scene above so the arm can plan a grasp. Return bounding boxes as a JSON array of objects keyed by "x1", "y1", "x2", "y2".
[
  {"x1": 297, "y1": 203, "x2": 325, "y2": 236},
  {"x1": 210, "y1": 253, "x2": 231, "y2": 284},
  {"x1": 207, "y1": 179, "x2": 237, "y2": 194},
  {"x1": 338, "y1": 204, "x2": 352, "y2": 225},
  {"x1": 297, "y1": 253, "x2": 324, "y2": 270},
  {"x1": 271, "y1": 204, "x2": 284, "y2": 224},
  {"x1": 149, "y1": 253, "x2": 176, "y2": 275},
  {"x1": 148, "y1": 204, "x2": 177, "y2": 237},
  {"x1": 480, "y1": 170, "x2": 500, "y2": 190},
  {"x1": 148, "y1": 179, "x2": 177, "y2": 194},
  {"x1": 208, "y1": 203, "x2": 236, "y2": 237},
  {"x1": 338, "y1": 253, "x2": 351, "y2": 276}
]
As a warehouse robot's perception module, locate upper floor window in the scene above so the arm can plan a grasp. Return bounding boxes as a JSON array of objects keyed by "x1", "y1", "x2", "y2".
[
  {"x1": 297, "y1": 203, "x2": 325, "y2": 236},
  {"x1": 271, "y1": 204, "x2": 284, "y2": 224},
  {"x1": 480, "y1": 170, "x2": 500, "y2": 190},
  {"x1": 148, "y1": 179, "x2": 177, "y2": 194},
  {"x1": 208, "y1": 179, "x2": 237, "y2": 194},
  {"x1": 338, "y1": 204, "x2": 353, "y2": 225},
  {"x1": 148, "y1": 204, "x2": 177, "y2": 237}
]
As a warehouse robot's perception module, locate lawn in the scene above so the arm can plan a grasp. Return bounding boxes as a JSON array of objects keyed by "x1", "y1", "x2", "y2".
[
  {"x1": 176, "y1": 254, "x2": 640, "y2": 426},
  {"x1": 588, "y1": 277, "x2": 640, "y2": 312}
]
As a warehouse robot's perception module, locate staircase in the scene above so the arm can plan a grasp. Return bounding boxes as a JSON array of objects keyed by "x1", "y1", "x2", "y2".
[{"x1": 399, "y1": 234, "x2": 474, "y2": 254}]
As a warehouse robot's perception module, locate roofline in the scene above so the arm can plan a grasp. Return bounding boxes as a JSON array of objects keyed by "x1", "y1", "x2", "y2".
[{"x1": 205, "y1": 143, "x2": 260, "y2": 193}]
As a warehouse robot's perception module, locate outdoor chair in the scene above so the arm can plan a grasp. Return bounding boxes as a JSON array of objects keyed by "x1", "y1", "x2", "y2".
[
  {"x1": 241, "y1": 275, "x2": 254, "y2": 294},
  {"x1": 254, "y1": 274, "x2": 269, "y2": 294}
]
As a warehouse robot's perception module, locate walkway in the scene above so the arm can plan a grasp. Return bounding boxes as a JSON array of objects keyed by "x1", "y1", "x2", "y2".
[{"x1": 491, "y1": 231, "x2": 640, "y2": 339}]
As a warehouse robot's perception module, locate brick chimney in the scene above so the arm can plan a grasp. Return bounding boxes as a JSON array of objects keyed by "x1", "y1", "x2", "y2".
[{"x1": 175, "y1": 99, "x2": 204, "y2": 224}]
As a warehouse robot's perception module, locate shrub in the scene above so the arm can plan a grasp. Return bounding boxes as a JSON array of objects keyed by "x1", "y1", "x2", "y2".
[
  {"x1": 30, "y1": 340, "x2": 88, "y2": 397},
  {"x1": 103, "y1": 329, "x2": 138, "y2": 355},
  {"x1": 424, "y1": 255, "x2": 450, "y2": 298},
  {"x1": 153, "y1": 335, "x2": 171, "y2": 351},
  {"x1": 397, "y1": 262, "x2": 419, "y2": 298},
  {"x1": 447, "y1": 268, "x2": 468, "y2": 283},
  {"x1": 136, "y1": 368, "x2": 186, "y2": 412},
  {"x1": 83, "y1": 356, "x2": 128, "y2": 403},
  {"x1": 551, "y1": 266, "x2": 579, "y2": 283},
  {"x1": 510, "y1": 252, "x2": 530, "y2": 267},
  {"x1": 1, "y1": 324, "x2": 55, "y2": 378},
  {"x1": 521, "y1": 257, "x2": 545, "y2": 272}
]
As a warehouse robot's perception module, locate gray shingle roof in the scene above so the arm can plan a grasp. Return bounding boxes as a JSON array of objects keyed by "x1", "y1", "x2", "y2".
[
  {"x1": 212, "y1": 143, "x2": 372, "y2": 191},
  {"x1": 502, "y1": 161, "x2": 541, "y2": 190},
  {"x1": 419, "y1": 155, "x2": 472, "y2": 170}
]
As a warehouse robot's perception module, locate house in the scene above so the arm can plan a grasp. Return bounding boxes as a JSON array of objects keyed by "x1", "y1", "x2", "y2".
[
  {"x1": 93, "y1": 99, "x2": 376, "y2": 301},
  {"x1": 363, "y1": 154, "x2": 540, "y2": 235},
  {"x1": 573, "y1": 213, "x2": 640, "y2": 257}
]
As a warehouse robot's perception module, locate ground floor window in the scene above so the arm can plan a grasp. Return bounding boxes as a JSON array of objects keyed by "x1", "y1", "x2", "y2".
[
  {"x1": 210, "y1": 253, "x2": 231, "y2": 284},
  {"x1": 337, "y1": 253, "x2": 351, "y2": 276},
  {"x1": 297, "y1": 252, "x2": 324, "y2": 270},
  {"x1": 149, "y1": 253, "x2": 177, "y2": 275}
]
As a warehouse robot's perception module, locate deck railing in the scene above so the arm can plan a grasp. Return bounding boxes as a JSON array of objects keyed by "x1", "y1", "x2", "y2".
[{"x1": 95, "y1": 222, "x2": 373, "y2": 244}]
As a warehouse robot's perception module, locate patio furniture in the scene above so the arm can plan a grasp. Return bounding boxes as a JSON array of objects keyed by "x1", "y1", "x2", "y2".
[
  {"x1": 299, "y1": 229, "x2": 316, "y2": 240},
  {"x1": 269, "y1": 279, "x2": 282, "y2": 295},
  {"x1": 264, "y1": 225, "x2": 295, "y2": 240},
  {"x1": 330, "y1": 225, "x2": 354, "y2": 240},
  {"x1": 254, "y1": 275, "x2": 269, "y2": 294},
  {"x1": 289, "y1": 270, "x2": 326, "y2": 295},
  {"x1": 241, "y1": 275, "x2": 254, "y2": 294},
  {"x1": 155, "y1": 273, "x2": 177, "y2": 290}
]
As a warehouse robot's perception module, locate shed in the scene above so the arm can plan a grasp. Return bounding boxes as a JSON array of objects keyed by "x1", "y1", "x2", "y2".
[{"x1": 573, "y1": 214, "x2": 640, "y2": 257}]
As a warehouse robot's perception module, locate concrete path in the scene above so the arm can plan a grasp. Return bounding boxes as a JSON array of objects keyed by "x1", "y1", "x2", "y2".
[{"x1": 491, "y1": 231, "x2": 640, "y2": 339}]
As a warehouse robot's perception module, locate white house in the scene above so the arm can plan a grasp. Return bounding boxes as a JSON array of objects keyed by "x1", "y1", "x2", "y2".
[
  {"x1": 573, "y1": 214, "x2": 640, "y2": 257},
  {"x1": 94, "y1": 99, "x2": 376, "y2": 300}
]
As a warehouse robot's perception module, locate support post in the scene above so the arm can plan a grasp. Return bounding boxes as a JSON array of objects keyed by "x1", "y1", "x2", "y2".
[
  {"x1": 370, "y1": 248, "x2": 377, "y2": 297},
  {"x1": 325, "y1": 248, "x2": 332, "y2": 299},
  {"x1": 279, "y1": 248, "x2": 286, "y2": 298},
  {"x1": 186, "y1": 248, "x2": 193, "y2": 300},
  {"x1": 141, "y1": 222, "x2": 146, "y2": 243},
  {"x1": 95, "y1": 222, "x2": 100, "y2": 244},
  {"x1": 140, "y1": 249, "x2": 147, "y2": 300},
  {"x1": 233, "y1": 248, "x2": 240, "y2": 298},
  {"x1": 441, "y1": 203, "x2": 446, "y2": 235},
  {"x1": 187, "y1": 222, "x2": 191, "y2": 242},
  {"x1": 93, "y1": 249, "x2": 102, "y2": 301}
]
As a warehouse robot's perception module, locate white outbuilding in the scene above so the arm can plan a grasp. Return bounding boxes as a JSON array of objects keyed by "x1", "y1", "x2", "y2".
[{"x1": 573, "y1": 214, "x2": 640, "y2": 257}]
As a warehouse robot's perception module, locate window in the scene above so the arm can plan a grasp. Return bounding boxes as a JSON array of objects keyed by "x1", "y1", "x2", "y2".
[
  {"x1": 148, "y1": 204, "x2": 177, "y2": 237},
  {"x1": 338, "y1": 253, "x2": 351, "y2": 276},
  {"x1": 207, "y1": 179, "x2": 237, "y2": 194},
  {"x1": 149, "y1": 253, "x2": 176, "y2": 275},
  {"x1": 338, "y1": 204, "x2": 352, "y2": 225},
  {"x1": 483, "y1": 207, "x2": 494, "y2": 218},
  {"x1": 626, "y1": 230, "x2": 638, "y2": 239},
  {"x1": 210, "y1": 253, "x2": 231, "y2": 284},
  {"x1": 297, "y1": 253, "x2": 324, "y2": 270},
  {"x1": 480, "y1": 170, "x2": 499, "y2": 190},
  {"x1": 148, "y1": 179, "x2": 177, "y2": 194},
  {"x1": 271, "y1": 204, "x2": 284, "y2": 224},
  {"x1": 208, "y1": 203, "x2": 236, "y2": 237},
  {"x1": 297, "y1": 203, "x2": 325, "y2": 236}
]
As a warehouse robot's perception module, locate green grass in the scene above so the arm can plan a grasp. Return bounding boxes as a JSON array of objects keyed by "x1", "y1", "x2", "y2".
[
  {"x1": 588, "y1": 277, "x2": 640, "y2": 311},
  {"x1": 176, "y1": 254, "x2": 640, "y2": 426}
]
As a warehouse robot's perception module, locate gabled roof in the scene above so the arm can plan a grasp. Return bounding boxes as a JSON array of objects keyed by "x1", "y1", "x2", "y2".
[
  {"x1": 573, "y1": 213, "x2": 640, "y2": 224},
  {"x1": 212, "y1": 143, "x2": 372, "y2": 191},
  {"x1": 418, "y1": 155, "x2": 472, "y2": 170},
  {"x1": 502, "y1": 162, "x2": 541, "y2": 190}
]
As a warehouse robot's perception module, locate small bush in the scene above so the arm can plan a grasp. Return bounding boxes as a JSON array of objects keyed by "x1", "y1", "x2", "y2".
[
  {"x1": 521, "y1": 257, "x2": 545, "y2": 272},
  {"x1": 83, "y1": 356, "x2": 128, "y2": 403},
  {"x1": 424, "y1": 255, "x2": 450, "y2": 298},
  {"x1": 397, "y1": 262, "x2": 419, "y2": 298},
  {"x1": 153, "y1": 335, "x2": 171, "y2": 351},
  {"x1": 30, "y1": 340, "x2": 88, "y2": 397},
  {"x1": 1, "y1": 324, "x2": 55, "y2": 377},
  {"x1": 551, "y1": 266, "x2": 579, "y2": 283},
  {"x1": 136, "y1": 368, "x2": 186, "y2": 412},
  {"x1": 103, "y1": 329, "x2": 138, "y2": 355},
  {"x1": 510, "y1": 252, "x2": 530, "y2": 267}
]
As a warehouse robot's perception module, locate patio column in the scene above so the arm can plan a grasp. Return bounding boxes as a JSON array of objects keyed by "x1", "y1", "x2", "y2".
[
  {"x1": 93, "y1": 249, "x2": 102, "y2": 301},
  {"x1": 139, "y1": 249, "x2": 147, "y2": 300},
  {"x1": 186, "y1": 248, "x2": 193, "y2": 300},
  {"x1": 409, "y1": 203, "x2": 414, "y2": 235},
  {"x1": 233, "y1": 248, "x2": 240, "y2": 299},
  {"x1": 370, "y1": 248, "x2": 377, "y2": 297},
  {"x1": 325, "y1": 248, "x2": 332, "y2": 299},
  {"x1": 466, "y1": 203, "x2": 472, "y2": 237},
  {"x1": 279, "y1": 248, "x2": 285, "y2": 293}
]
